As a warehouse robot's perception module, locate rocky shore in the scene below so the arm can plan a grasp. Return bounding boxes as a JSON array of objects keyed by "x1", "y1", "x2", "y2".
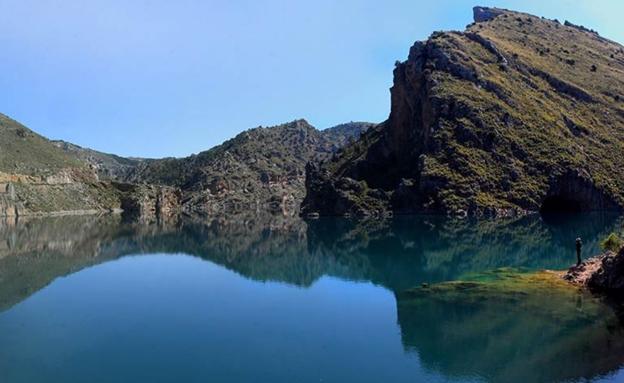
[{"x1": 564, "y1": 247, "x2": 624, "y2": 292}]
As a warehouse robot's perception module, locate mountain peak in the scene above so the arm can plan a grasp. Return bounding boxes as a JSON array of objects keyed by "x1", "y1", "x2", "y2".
[
  {"x1": 302, "y1": 6, "x2": 624, "y2": 217},
  {"x1": 472, "y1": 6, "x2": 505, "y2": 23}
]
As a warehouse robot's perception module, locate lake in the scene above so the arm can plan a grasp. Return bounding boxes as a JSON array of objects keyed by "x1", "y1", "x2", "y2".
[{"x1": 0, "y1": 213, "x2": 623, "y2": 383}]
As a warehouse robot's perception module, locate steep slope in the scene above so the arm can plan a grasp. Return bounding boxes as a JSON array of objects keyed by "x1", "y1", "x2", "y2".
[
  {"x1": 0, "y1": 114, "x2": 121, "y2": 216},
  {"x1": 121, "y1": 120, "x2": 373, "y2": 214},
  {"x1": 0, "y1": 114, "x2": 179, "y2": 219},
  {"x1": 52, "y1": 140, "x2": 142, "y2": 180},
  {"x1": 302, "y1": 7, "x2": 624, "y2": 217},
  {"x1": 0, "y1": 114, "x2": 85, "y2": 175}
]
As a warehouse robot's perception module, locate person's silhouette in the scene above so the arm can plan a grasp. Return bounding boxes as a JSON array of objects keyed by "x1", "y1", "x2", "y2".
[{"x1": 576, "y1": 237, "x2": 583, "y2": 266}]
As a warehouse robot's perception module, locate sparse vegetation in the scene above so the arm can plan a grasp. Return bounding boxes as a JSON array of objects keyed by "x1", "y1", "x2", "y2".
[
  {"x1": 600, "y1": 232, "x2": 623, "y2": 252},
  {"x1": 304, "y1": 7, "x2": 624, "y2": 217}
]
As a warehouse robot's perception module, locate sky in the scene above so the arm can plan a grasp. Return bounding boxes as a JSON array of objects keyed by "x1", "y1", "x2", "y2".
[{"x1": 1, "y1": 0, "x2": 623, "y2": 158}]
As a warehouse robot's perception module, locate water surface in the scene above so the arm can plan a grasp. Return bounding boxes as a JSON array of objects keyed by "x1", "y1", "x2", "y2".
[{"x1": 0, "y1": 213, "x2": 623, "y2": 383}]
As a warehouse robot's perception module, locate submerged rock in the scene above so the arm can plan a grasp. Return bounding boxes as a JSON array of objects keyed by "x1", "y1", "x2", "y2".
[{"x1": 564, "y1": 247, "x2": 624, "y2": 291}]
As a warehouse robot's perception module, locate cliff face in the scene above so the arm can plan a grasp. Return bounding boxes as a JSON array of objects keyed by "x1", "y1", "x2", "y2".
[{"x1": 302, "y1": 7, "x2": 624, "y2": 217}]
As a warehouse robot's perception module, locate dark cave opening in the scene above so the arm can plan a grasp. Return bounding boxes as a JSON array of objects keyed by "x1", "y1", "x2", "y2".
[{"x1": 540, "y1": 195, "x2": 583, "y2": 214}]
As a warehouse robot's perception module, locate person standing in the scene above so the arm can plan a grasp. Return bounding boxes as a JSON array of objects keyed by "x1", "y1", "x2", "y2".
[{"x1": 576, "y1": 237, "x2": 583, "y2": 266}]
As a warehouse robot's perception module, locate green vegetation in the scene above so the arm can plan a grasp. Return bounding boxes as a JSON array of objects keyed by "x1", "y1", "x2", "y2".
[
  {"x1": 303, "y1": 7, "x2": 624, "y2": 216},
  {"x1": 600, "y1": 232, "x2": 624, "y2": 252},
  {"x1": 121, "y1": 120, "x2": 373, "y2": 214},
  {"x1": 0, "y1": 114, "x2": 85, "y2": 176}
]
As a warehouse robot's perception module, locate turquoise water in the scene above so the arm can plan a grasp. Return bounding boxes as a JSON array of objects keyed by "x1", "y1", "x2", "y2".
[{"x1": 0, "y1": 213, "x2": 623, "y2": 382}]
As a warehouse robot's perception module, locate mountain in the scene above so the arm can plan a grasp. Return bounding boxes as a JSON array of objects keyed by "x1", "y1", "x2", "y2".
[
  {"x1": 52, "y1": 140, "x2": 142, "y2": 181},
  {"x1": 0, "y1": 113, "x2": 124, "y2": 217},
  {"x1": 117, "y1": 119, "x2": 373, "y2": 215},
  {"x1": 0, "y1": 114, "x2": 180, "y2": 219},
  {"x1": 0, "y1": 113, "x2": 372, "y2": 218},
  {"x1": 0, "y1": 113, "x2": 86, "y2": 176},
  {"x1": 302, "y1": 7, "x2": 624, "y2": 217}
]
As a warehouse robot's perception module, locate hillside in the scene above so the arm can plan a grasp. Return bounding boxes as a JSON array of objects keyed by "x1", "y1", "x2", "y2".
[
  {"x1": 302, "y1": 7, "x2": 624, "y2": 217},
  {"x1": 0, "y1": 114, "x2": 85, "y2": 176},
  {"x1": 52, "y1": 140, "x2": 141, "y2": 180},
  {"x1": 0, "y1": 114, "x2": 180, "y2": 219},
  {"x1": 0, "y1": 113, "x2": 371, "y2": 217},
  {"x1": 120, "y1": 120, "x2": 373, "y2": 215}
]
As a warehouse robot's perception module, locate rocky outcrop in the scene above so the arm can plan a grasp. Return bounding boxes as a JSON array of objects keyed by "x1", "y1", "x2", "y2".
[
  {"x1": 0, "y1": 169, "x2": 123, "y2": 217},
  {"x1": 115, "y1": 183, "x2": 181, "y2": 222},
  {"x1": 52, "y1": 140, "x2": 141, "y2": 181},
  {"x1": 564, "y1": 247, "x2": 624, "y2": 291},
  {"x1": 472, "y1": 6, "x2": 504, "y2": 23},
  {"x1": 0, "y1": 183, "x2": 21, "y2": 217},
  {"x1": 302, "y1": 7, "x2": 624, "y2": 217}
]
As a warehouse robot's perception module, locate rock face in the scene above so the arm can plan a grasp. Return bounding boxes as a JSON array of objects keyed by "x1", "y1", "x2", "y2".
[
  {"x1": 302, "y1": 7, "x2": 624, "y2": 217},
  {"x1": 120, "y1": 120, "x2": 373, "y2": 215},
  {"x1": 52, "y1": 140, "x2": 142, "y2": 181},
  {"x1": 472, "y1": 6, "x2": 504, "y2": 23},
  {"x1": 564, "y1": 248, "x2": 624, "y2": 291},
  {"x1": 0, "y1": 182, "x2": 21, "y2": 217},
  {"x1": 116, "y1": 183, "x2": 181, "y2": 222}
]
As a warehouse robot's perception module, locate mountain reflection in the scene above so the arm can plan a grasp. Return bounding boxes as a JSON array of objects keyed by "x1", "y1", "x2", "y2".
[
  {"x1": 0, "y1": 212, "x2": 621, "y2": 309},
  {"x1": 0, "y1": 212, "x2": 623, "y2": 383}
]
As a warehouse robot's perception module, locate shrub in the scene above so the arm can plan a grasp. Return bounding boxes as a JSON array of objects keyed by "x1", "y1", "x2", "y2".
[{"x1": 600, "y1": 233, "x2": 623, "y2": 252}]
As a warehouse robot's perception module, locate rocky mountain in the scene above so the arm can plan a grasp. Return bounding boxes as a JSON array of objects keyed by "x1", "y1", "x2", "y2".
[
  {"x1": 117, "y1": 120, "x2": 374, "y2": 215},
  {"x1": 52, "y1": 140, "x2": 142, "y2": 180},
  {"x1": 302, "y1": 6, "x2": 624, "y2": 217},
  {"x1": 0, "y1": 112, "x2": 372, "y2": 218},
  {"x1": 0, "y1": 113, "x2": 180, "y2": 220}
]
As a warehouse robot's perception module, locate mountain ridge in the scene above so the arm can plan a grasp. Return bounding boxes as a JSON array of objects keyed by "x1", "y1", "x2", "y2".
[
  {"x1": 0, "y1": 113, "x2": 373, "y2": 218},
  {"x1": 302, "y1": 6, "x2": 624, "y2": 217}
]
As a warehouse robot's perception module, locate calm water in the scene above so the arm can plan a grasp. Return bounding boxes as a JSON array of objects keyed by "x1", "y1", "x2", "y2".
[{"x1": 0, "y1": 213, "x2": 623, "y2": 383}]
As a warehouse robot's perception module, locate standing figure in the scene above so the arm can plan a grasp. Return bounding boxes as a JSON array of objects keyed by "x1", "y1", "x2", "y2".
[{"x1": 576, "y1": 237, "x2": 583, "y2": 266}]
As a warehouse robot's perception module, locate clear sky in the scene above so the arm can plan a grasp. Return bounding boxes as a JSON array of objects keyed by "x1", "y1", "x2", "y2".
[{"x1": 1, "y1": 0, "x2": 623, "y2": 158}]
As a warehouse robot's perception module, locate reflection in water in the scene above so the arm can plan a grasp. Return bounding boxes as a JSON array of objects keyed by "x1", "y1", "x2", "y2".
[
  {"x1": 397, "y1": 270, "x2": 624, "y2": 383},
  {"x1": 0, "y1": 212, "x2": 623, "y2": 382}
]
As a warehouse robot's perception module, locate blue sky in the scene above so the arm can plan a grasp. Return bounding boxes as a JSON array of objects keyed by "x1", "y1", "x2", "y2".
[{"x1": 1, "y1": 0, "x2": 622, "y2": 158}]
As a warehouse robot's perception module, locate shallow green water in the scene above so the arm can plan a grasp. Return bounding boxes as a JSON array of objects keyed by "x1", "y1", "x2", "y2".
[{"x1": 0, "y1": 213, "x2": 623, "y2": 382}]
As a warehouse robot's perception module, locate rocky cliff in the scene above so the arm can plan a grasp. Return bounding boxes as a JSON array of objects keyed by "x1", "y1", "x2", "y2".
[
  {"x1": 302, "y1": 7, "x2": 624, "y2": 217},
  {"x1": 119, "y1": 120, "x2": 373, "y2": 215}
]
